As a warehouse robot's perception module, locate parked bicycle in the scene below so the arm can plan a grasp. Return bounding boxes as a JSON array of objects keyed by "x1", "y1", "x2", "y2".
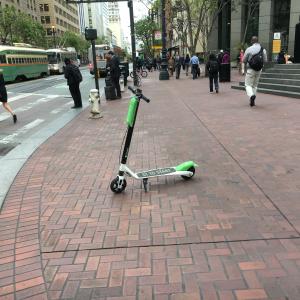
[{"x1": 130, "y1": 68, "x2": 147, "y2": 78}]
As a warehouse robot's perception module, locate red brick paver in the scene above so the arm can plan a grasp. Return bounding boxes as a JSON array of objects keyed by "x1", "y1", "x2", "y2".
[{"x1": 1, "y1": 71, "x2": 300, "y2": 299}]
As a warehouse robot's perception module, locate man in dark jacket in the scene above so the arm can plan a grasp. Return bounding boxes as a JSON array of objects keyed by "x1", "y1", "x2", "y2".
[
  {"x1": 64, "y1": 58, "x2": 82, "y2": 108},
  {"x1": 107, "y1": 51, "x2": 121, "y2": 99},
  {"x1": 206, "y1": 53, "x2": 219, "y2": 93}
]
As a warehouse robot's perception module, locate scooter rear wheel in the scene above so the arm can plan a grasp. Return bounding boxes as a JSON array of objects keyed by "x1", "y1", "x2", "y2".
[
  {"x1": 110, "y1": 177, "x2": 127, "y2": 193},
  {"x1": 181, "y1": 167, "x2": 195, "y2": 180}
]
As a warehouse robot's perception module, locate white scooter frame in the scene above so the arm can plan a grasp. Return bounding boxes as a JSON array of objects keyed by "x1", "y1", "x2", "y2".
[{"x1": 110, "y1": 86, "x2": 197, "y2": 193}]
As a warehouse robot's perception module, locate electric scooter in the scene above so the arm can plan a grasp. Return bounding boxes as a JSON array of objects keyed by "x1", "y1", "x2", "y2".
[{"x1": 110, "y1": 86, "x2": 198, "y2": 193}]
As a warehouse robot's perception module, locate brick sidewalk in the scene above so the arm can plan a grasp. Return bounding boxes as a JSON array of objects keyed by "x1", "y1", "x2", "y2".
[{"x1": 1, "y1": 71, "x2": 300, "y2": 299}]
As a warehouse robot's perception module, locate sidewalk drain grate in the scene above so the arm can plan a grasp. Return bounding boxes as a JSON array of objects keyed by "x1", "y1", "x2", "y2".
[{"x1": 0, "y1": 144, "x2": 18, "y2": 156}]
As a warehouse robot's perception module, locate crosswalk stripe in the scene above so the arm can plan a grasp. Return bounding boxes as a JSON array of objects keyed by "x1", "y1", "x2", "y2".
[
  {"x1": 51, "y1": 101, "x2": 73, "y2": 114},
  {"x1": 0, "y1": 94, "x2": 65, "y2": 122},
  {"x1": 0, "y1": 119, "x2": 44, "y2": 144}
]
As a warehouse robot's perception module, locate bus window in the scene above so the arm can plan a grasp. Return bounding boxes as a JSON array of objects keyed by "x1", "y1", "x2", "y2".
[
  {"x1": 0, "y1": 55, "x2": 6, "y2": 63},
  {"x1": 8, "y1": 58, "x2": 12, "y2": 64}
]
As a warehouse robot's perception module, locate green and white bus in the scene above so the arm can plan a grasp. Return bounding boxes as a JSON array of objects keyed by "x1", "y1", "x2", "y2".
[
  {"x1": 46, "y1": 48, "x2": 78, "y2": 74},
  {"x1": 0, "y1": 45, "x2": 49, "y2": 82}
]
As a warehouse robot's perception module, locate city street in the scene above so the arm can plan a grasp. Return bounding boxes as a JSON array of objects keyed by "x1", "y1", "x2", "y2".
[{"x1": 0, "y1": 70, "x2": 300, "y2": 299}]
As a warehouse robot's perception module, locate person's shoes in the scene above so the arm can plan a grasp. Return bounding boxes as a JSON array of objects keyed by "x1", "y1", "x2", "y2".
[
  {"x1": 116, "y1": 96, "x2": 122, "y2": 99},
  {"x1": 216, "y1": 89, "x2": 219, "y2": 93},
  {"x1": 71, "y1": 106, "x2": 82, "y2": 109},
  {"x1": 13, "y1": 114, "x2": 17, "y2": 123},
  {"x1": 250, "y1": 95, "x2": 256, "y2": 107}
]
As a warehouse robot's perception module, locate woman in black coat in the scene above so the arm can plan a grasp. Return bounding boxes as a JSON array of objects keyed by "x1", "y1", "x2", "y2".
[{"x1": 0, "y1": 70, "x2": 17, "y2": 123}]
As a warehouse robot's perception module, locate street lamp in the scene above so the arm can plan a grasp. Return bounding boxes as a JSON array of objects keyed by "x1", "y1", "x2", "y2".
[
  {"x1": 159, "y1": 0, "x2": 169, "y2": 80},
  {"x1": 51, "y1": 25, "x2": 56, "y2": 48}
]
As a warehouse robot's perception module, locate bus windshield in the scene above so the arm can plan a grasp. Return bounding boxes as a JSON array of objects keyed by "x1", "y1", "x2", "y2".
[{"x1": 47, "y1": 52, "x2": 58, "y2": 63}]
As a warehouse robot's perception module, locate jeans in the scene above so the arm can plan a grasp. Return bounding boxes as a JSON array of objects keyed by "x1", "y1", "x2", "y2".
[
  {"x1": 185, "y1": 63, "x2": 190, "y2": 75},
  {"x1": 175, "y1": 65, "x2": 181, "y2": 79},
  {"x1": 209, "y1": 73, "x2": 219, "y2": 92},
  {"x1": 192, "y1": 64, "x2": 198, "y2": 79}
]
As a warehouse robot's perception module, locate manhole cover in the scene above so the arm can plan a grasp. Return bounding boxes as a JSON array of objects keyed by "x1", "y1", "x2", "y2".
[{"x1": 0, "y1": 144, "x2": 18, "y2": 156}]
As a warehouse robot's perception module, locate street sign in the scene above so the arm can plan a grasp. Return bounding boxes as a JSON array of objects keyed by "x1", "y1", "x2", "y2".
[
  {"x1": 154, "y1": 31, "x2": 162, "y2": 40},
  {"x1": 272, "y1": 39, "x2": 281, "y2": 53},
  {"x1": 273, "y1": 32, "x2": 281, "y2": 40}
]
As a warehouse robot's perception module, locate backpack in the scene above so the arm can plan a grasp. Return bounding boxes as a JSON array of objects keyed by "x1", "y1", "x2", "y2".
[
  {"x1": 248, "y1": 47, "x2": 264, "y2": 71},
  {"x1": 209, "y1": 61, "x2": 219, "y2": 74}
]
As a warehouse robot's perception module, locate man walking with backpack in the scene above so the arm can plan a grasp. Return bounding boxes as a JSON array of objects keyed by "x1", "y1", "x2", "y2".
[
  {"x1": 243, "y1": 36, "x2": 267, "y2": 107},
  {"x1": 64, "y1": 58, "x2": 83, "y2": 108}
]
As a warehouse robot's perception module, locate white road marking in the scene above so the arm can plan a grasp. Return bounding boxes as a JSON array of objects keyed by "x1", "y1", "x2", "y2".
[
  {"x1": 0, "y1": 119, "x2": 44, "y2": 144},
  {"x1": 50, "y1": 101, "x2": 73, "y2": 114},
  {"x1": 6, "y1": 94, "x2": 29, "y2": 103}
]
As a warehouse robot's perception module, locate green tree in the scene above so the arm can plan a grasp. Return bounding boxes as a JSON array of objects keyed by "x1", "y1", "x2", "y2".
[
  {"x1": 0, "y1": 6, "x2": 17, "y2": 44},
  {"x1": 60, "y1": 31, "x2": 89, "y2": 53},
  {"x1": 15, "y1": 13, "x2": 46, "y2": 47},
  {"x1": 135, "y1": 17, "x2": 158, "y2": 57},
  {"x1": 96, "y1": 36, "x2": 109, "y2": 44}
]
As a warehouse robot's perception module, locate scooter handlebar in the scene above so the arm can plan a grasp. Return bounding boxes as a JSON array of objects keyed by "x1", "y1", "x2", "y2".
[{"x1": 128, "y1": 86, "x2": 150, "y2": 103}]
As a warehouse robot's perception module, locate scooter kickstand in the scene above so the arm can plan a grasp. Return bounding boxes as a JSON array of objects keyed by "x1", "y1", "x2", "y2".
[{"x1": 142, "y1": 178, "x2": 149, "y2": 192}]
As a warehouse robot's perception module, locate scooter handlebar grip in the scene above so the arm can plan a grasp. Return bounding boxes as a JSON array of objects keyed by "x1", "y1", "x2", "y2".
[
  {"x1": 141, "y1": 95, "x2": 150, "y2": 103},
  {"x1": 128, "y1": 86, "x2": 136, "y2": 94}
]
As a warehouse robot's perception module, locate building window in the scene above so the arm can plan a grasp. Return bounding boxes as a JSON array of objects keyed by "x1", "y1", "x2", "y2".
[
  {"x1": 41, "y1": 16, "x2": 45, "y2": 23},
  {"x1": 44, "y1": 4, "x2": 49, "y2": 11},
  {"x1": 45, "y1": 16, "x2": 50, "y2": 24},
  {"x1": 40, "y1": 4, "x2": 43, "y2": 11},
  {"x1": 47, "y1": 28, "x2": 53, "y2": 36}
]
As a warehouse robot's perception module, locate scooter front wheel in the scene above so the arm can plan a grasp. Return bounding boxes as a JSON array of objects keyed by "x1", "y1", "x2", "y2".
[
  {"x1": 110, "y1": 177, "x2": 127, "y2": 193},
  {"x1": 181, "y1": 167, "x2": 195, "y2": 180}
]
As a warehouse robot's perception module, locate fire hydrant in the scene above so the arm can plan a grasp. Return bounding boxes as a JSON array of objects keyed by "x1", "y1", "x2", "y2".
[{"x1": 89, "y1": 89, "x2": 102, "y2": 119}]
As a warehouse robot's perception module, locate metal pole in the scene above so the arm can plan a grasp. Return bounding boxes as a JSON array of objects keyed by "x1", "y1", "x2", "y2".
[
  {"x1": 91, "y1": 39, "x2": 100, "y2": 93},
  {"x1": 54, "y1": 31, "x2": 56, "y2": 48},
  {"x1": 128, "y1": 0, "x2": 138, "y2": 86},
  {"x1": 159, "y1": 0, "x2": 169, "y2": 80}
]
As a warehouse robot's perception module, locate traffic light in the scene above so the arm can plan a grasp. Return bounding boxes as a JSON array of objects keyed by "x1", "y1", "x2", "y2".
[{"x1": 85, "y1": 28, "x2": 97, "y2": 41}]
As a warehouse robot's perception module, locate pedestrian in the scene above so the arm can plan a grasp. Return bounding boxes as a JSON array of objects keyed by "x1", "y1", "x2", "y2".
[
  {"x1": 217, "y1": 50, "x2": 224, "y2": 65},
  {"x1": 168, "y1": 54, "x2": 175, "y2": 77},
  {"x1": 0, "y1": 70, "x2": 17, "y2": 123},
  {"x1": 107, "y1": 51, "x2": 122, "y2": 99},
  {"x1": 239, "y1": 49, "x2": 245, "y2": 75},
  {"x1": 190, "y1": 54, "x2": 199, "y2": 80},
  {"x1": 153, "y1": 57, "x2": 157, "y2": 70},
  {"x1": 243, "y1": 36, "x2": 267, "y2": 107},
  {"x1": 206, "y1": 53, "x2": 219, "y2": 93},
  {"x1": 184, "y1": 54, "x2": 190, "y2": 76},
  {"x1": 157, "y1": 55, "x2": 161, "y2": 70},
  {"x1": 277, "y1": 49, "x2": 286, "y2": 64},
  {"x1": 175, "y1": 53, "x2": 181, "y2": 79},
  {"x1": 64, "y1": 58, "x2": 83, "y2": 108}
]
